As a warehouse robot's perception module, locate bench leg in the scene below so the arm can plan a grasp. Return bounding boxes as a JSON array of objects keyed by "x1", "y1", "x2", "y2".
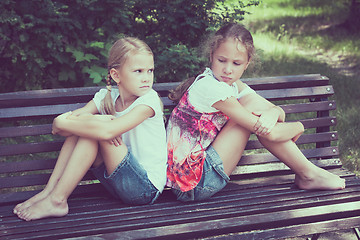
[
  {"x1": 354, "y1": 228, "x2": 360, "y2": 240},
  {"x1": 307, "y1": 233, "x2": 320, "y2": 240}
]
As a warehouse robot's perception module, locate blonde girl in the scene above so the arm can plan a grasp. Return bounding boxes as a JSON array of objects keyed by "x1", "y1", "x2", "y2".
[
  {"x1": 166, "y1": 23, "x2": 345, "y2": 202},
  {"x1": 14, "y1": 37, "x2": 167, "y2": 221}
]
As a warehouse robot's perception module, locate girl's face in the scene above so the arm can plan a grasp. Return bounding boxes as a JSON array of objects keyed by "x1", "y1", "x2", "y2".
[
  {"x1": 113, "y1": 52, "x2": 154, "y2": 98},
  {"x1": 211, "y1": 38, "x2": 250, "y2": 86}
]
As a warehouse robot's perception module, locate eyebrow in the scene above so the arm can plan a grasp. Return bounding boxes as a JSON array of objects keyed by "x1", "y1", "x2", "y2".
[{"x1": 217, "y1": 55, "x2": 244, "y2": 62}]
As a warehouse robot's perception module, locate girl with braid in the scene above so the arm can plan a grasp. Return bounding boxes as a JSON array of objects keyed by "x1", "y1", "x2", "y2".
[{"x1": 14, "y1": 37, "x2": 167, "y2": 221}]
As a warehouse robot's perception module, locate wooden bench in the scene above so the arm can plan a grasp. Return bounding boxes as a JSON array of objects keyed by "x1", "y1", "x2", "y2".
[{"x1": 1, "y1": 74, "x2": 359, "y2": 240}]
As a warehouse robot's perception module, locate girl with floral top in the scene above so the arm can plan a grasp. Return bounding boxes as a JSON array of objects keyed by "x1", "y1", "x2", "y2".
[{"x1": 166, "y1": 23, "x2": 345, "y2": 202}]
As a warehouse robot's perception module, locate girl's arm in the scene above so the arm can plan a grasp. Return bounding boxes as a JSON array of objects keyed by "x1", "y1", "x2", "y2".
[
  {"x1": 236, "y1": 80, "x2": 285, "y2": 135},
  {"x1": 213, "y1": 97, "x2": 303, "y2": 142},
  {"x1": 53, "y1": 104, "x2": 154, "y2": 141},
  {"x1": 239, "y1": 92, "x2": 285, "y2": 135},
  {"x1": 52, "y1": 100, "x2": 99, "y2": 136}
]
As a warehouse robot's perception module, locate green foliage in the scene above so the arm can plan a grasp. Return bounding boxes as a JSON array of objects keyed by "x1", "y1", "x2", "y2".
[{"x1": 0, "y1": 0, "x2": 259, "y2": 92}]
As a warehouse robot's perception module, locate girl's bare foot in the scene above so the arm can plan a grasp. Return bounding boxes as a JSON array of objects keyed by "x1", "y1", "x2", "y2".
[
  {"x1": 295, "y1": 167, "x2": 346, "y2": 190},
  {"x1": 13, "y1": 189, "x2": 51, "y2": 215},
  {"x1": 17, "y1": 195, "x2": 69, "y2": 221}
]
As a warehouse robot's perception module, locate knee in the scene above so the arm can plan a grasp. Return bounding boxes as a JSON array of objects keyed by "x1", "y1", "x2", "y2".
[
  {"x1": 258, "y1": 132, "x2": 279, "y2": 143},
  {"x1": 297, "y1": 121, "x2": 305, "y2": 134}
]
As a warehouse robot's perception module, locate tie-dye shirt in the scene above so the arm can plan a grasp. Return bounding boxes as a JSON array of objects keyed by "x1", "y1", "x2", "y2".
[{"x1": 166, "y1": 68, "x2": 255, "y2": 191}]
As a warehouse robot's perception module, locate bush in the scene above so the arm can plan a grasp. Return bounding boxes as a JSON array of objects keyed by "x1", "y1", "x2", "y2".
[{"x1": 0, "y1": 0, "x2": 259, "y2": 92}]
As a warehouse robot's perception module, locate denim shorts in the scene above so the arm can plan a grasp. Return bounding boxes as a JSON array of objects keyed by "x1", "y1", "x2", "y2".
[
  {"x1": 172, "y1": 145, "x2": 230, "y2": 202},
  {"x1": 91, "y1": 151, "x2": 160, "y2": 205}
]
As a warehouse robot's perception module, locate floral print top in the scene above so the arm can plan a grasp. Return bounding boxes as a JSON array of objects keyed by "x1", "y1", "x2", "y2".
[{"x1": 166, "y1": 68, "x2": 255, "y2": 192}]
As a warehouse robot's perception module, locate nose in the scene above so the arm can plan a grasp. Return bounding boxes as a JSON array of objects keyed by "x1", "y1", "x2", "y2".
[
  {"x1": 142, "y1": 72, "x2": 153, "y2": 83},
  {"x1": 223, "y1": 64, "x2": 232, "y2": 75}
]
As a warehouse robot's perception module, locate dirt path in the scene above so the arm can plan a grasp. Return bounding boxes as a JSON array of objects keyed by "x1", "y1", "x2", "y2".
[{"x1": 314, "y1": 49, "x2": 360, "y2": 77}]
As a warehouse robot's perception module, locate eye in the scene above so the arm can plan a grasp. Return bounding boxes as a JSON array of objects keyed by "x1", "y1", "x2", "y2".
[
  {"x1": 134, "y1": 69, "x2": 142, "y2": 73},
  {"x1": 218, "y1": 59, "x2": 225, "y2": 63},
  {"x1": 233, "y1": 61, "x2": 244, "y2": 66},
  {"x1": 148, "y1": 68, "x2": 154, "y2": 73}
]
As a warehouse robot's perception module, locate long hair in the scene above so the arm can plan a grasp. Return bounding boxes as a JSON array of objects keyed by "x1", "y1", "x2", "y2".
[
  {"x1": 101, "y1": 37, "x2": 153, "y2": 115},
  {"x1": 168, "y1": 23, "x2": 255, "y2": 103}
]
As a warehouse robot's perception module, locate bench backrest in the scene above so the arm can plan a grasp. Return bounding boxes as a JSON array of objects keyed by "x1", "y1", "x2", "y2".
[{"x1": 0, "y1": 74, "x2": 340, "y2": 204}]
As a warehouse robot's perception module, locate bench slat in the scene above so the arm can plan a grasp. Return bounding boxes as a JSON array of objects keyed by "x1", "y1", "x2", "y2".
[
  {"x1": 0, "y1": 158, "x2": 56, "y2": 174},
  {"x1": 0, "y1": 124, "x2": 53, "y2": 138},
  {"x1": 246, "y1": 131, "x2": 338, "y2": 150},
  {"x1": 0, "y1": 172, "x2": 95, "y2": 189},
  {"x1": 239, "y1": 146, "x2": 339, "y2": 165},
  {"x1": 0, "y1": 141, "x2": 64, "y2": 157},
  {"x1": 0, "y1": 86, "x2": 333, "y2": 120},
  {"x1": 258, "y1": 85, "x2": 334, "y2": 101},
  {"x1": 300, "y1": 116, "x2": 336, "y2": 128},
  {"x1": 0, "y1": 74, "x2": 326, "y2": 107},
  {"x1": 216, "y1": 216, "x2": 360, "y2": 240},
  {"x1": 0, "y1": 103, "x2": 86, "y2": 120},
  {"x1": 232, "y1": 158, "x2": 342, "y2": 176},
  {"x1": 280, "y1": 100, "x2": 336, "y2": 114},
  {"x1": 241, "y1": 74, "x2": 329, "y2": 90}
]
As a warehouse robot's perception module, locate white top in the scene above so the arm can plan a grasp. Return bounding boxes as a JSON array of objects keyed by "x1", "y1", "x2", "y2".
[
  {"x1": 188, "y1": 68, "x2": 256, "y2": 113},
  {"x1": 93, "y1": 88, "x2": 167, "y2": 192}
]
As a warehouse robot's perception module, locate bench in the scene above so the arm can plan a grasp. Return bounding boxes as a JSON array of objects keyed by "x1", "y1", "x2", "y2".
[{"x1": 1, "y1": 74, "x2": 359, "y2": 240}]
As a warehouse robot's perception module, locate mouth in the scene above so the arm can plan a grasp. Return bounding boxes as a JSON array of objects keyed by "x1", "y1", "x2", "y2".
[
  {"x1": 221, "y1": 76, "x2": 232, "y2": 82},
  {"x1": 140, "y1": 86, "x2": 150, "y2": 89}
]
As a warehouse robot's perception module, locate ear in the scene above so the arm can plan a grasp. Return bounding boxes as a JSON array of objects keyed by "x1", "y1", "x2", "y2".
[
  {"x1": 245, "y1": 59, "x2": 251, "y2": 70},
  {"x1": 110, "y1": 68, "x2": 120, "y2": 85},
  {"x1": 209, "y1": 53, "x2": 213, "y2": 65}
]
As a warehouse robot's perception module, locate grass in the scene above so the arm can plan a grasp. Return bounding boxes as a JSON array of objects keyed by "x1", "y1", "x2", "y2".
[{"x1": 241, "y1": 0, "x2": 360, "y2": 174}]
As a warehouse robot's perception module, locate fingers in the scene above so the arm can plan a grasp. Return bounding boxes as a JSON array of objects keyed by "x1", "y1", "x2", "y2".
[
  {"x1": 254, "y1": 120, "x2": 273, "y2": 136},
  {"x1": 252, "y1": 111, "x2": 261, "y2": 117},
  {"x1": 109, "y1": 136, "x2": 122, "y2": 147},
  {"x1": 255, "y1": 125, "x2": 270, "y2": 135}
]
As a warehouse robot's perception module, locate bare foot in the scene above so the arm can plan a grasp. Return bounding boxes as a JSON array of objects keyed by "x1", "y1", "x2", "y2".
[
  {"x1": 17, "y1": 195, "x2": 69, "y2": 221},
  {"x1": 13, "y1": 189, "x2": 51, "y2": 215},
  {"x1": 295, "y1": 167, "x2": 346, "y2": 190}
]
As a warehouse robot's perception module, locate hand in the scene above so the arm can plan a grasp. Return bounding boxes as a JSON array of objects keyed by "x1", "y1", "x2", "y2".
[
  {"x1": 252, "y1": 107, "x2": 280, "y2": 136},
  {"x1": 109, "y1": 135, "x2": 123, "y2": 147}
]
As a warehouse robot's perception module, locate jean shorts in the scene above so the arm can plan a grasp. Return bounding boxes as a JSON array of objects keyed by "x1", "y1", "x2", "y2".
[
  {"x1": 172, "y1": 145, "x2": 230, "y2": 202},
  {"x1": 91, "y1": 151, "x2": 160, "y2": 205}
]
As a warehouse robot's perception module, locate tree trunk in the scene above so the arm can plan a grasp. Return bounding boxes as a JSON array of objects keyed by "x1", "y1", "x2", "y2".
[{"x1": 342, "y1": 0, "x2": 360, "y2": 32}]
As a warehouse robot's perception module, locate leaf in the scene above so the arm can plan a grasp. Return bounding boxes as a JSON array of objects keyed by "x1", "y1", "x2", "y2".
[
  {"x1": 90, "y1": 72, "x2": 102, "y2": 83},
  {"x1": 58, "y1": 71, "x2": 68, "y2": 81},
  {"x1": 83, "y1": 53, "x2": 98, "y2": 62},
  {"x1": 72, "y1": 50, "x2": 85, "y2": 62}
]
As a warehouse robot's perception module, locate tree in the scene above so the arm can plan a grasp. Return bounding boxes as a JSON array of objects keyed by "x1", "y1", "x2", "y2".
[
  {"x1": 0, "y1": 0, "x2": 259, "y2": 93},
  {"x1": 339, "y1": 0, "x2": 360, "y2": 32}
]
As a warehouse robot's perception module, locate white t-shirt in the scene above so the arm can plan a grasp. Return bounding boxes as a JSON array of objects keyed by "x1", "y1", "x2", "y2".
[
  {"x1": 93, "y1": 88, "x2": 167, "y2": 192},
  {"x1": 188, "y1": 68, "x2": 256, "y2": 113}
]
